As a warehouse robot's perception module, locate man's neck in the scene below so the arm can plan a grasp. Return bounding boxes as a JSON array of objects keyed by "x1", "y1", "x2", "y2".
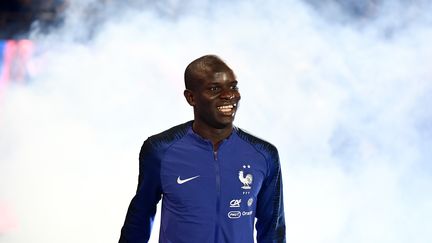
[{"x1": 192, "y1": 121, "x2": 233, "y2": 151}]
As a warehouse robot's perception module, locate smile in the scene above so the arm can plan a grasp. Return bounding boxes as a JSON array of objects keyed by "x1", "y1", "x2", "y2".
[{"x1": 217, "y1": 104, "x2": 237, "y2": 113}]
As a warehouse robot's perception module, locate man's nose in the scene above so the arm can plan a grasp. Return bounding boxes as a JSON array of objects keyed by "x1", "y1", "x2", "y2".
[{"x1": 220, "y1": 89, "x2": 237, "y2": 100}]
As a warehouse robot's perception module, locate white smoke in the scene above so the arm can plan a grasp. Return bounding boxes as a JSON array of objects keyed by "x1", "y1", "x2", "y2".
[{"x1": 1, "y1": 0, "x2": 431, "y2": 242}]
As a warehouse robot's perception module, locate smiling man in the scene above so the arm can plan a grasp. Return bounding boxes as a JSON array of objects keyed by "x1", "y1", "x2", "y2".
[{"x1": 119, "y1": 55, "x2": 285, "y2": 243}]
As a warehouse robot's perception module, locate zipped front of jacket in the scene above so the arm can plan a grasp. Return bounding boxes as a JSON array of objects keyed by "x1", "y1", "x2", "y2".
[{"x1": 213, "y1": 149, "x2": 221, "y2": 243}]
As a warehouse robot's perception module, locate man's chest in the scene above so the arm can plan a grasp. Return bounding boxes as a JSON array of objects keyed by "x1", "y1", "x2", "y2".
[{"x1": 160, "y1": 144, "x2": 267, "y2": 214}]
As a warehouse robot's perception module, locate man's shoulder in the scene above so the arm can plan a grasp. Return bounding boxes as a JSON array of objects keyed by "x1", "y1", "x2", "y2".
[
  {"x1": 146, "y1": 121, "x2": 192, "y2": 147},
  {"x1": 139, "y1": 121, "x2": 191, "y2": 158},
  {"x1": 234, "y1": 127, "x2": 279, "y2": 157}
]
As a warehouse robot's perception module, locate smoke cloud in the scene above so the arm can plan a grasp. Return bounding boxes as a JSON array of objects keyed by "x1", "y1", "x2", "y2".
[{"x1": 1, "y1": 0, "x2": 431, "y2": 242}]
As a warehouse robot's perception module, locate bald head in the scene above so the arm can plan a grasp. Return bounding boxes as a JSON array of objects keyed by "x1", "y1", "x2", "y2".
[{"x1": 184, "y1": 55, "x2": 235, "y2": 91}]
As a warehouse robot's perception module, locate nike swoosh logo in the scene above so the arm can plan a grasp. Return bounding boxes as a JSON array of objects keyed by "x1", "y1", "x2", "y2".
[{"x1": 177, "y1": 175, "x2": 200, "y2": 184}]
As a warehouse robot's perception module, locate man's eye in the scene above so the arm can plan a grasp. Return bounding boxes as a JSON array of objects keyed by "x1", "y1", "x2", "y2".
[
  {"x1": 209, "y1": 87, "x2": 220, "y2": 91},
  {"x1": 231, "y1": 85, "x2": 239, "y2": 90}
]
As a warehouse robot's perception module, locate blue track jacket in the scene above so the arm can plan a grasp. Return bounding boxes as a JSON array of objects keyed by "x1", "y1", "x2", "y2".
[{"x1": 119, "y1": 121, "x2": 285, "y2": 243}]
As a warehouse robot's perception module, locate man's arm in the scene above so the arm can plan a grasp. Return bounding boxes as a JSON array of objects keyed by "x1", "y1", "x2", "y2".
[
  {"x1": 255, "y1": 149, "x2": 286, "y2": 243},
  {"x1": 119, "y1": 139, "x2": 162, "y2": 243}
]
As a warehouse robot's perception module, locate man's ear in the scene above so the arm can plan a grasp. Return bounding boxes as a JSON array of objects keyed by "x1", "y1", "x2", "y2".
[{"x1": 184, "y1": 89, "x2": 195, "y2": 106}]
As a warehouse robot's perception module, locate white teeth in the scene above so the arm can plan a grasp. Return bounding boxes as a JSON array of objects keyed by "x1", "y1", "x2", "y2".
[{"x1": 217, "y1": 104, "x2": 235, "y2": 112}]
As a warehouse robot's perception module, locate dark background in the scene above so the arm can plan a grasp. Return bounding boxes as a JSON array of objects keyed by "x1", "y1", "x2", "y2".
[{"x1": 0, "y1": 0, "x2": 68, "y2": 39}]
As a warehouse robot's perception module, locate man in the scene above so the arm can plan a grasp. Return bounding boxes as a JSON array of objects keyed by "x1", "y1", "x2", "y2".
[{"x1": 119, "y1": 55, "x2": 285, "y2": 243}]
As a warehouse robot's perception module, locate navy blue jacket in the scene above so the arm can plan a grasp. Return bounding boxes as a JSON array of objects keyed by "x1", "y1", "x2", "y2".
[{"x1": 119, "y1": 121, "x2": 285, "y2": 243}]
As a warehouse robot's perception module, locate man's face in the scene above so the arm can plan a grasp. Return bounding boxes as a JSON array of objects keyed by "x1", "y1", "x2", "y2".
[{"x1": 188, "y1": 71, "x2": 241, "y2": 129}]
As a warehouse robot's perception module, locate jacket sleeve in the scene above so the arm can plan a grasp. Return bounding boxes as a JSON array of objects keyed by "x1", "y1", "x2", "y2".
[
  {"x1": 119, "y1": 139, "x2": 163, "y2": 243},
  {"x1": 255, "y1": 148, "x2": 286, "y2": 243}
]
